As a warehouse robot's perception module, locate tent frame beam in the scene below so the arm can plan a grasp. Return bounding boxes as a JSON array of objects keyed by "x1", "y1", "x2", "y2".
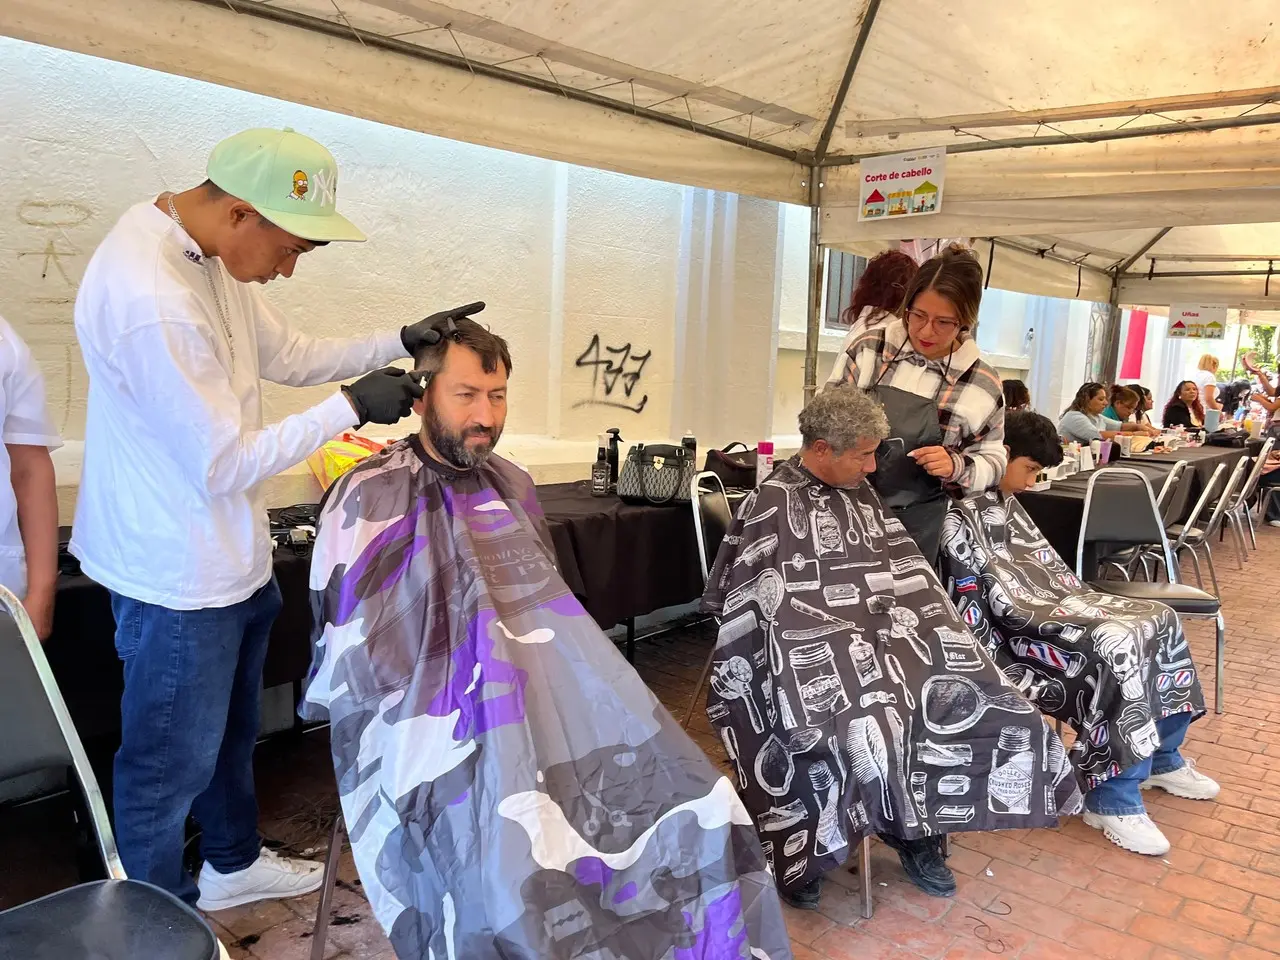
[
  {"x1": 813, "y1": 0, "x2": 882, "y2": 162},
  {"x1": 1115, "y1": 227, "x2": 1173, "y2": 274},
  {"x1": 192, "y1": 0, "x2": 800, "y2": 162},
  {"x1": 823, "y1": 110, "x2": 1280, "y2": 164},
  {"x1": 991, "y1": 237, "x2": 1111, "y2": 276},
  {"x1": 845, "y1": 85, "x2": 1280, "y2": 139}
]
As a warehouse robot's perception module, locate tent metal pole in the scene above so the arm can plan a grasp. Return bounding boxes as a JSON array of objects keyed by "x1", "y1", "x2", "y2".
[
  {"x1": 1115, "y1": 227, "x2": 1173, "y2": 275},
  {"x1": 822, "y1": 110, "x2": 1280, "y2": 165},
  {"x1": 1230, "y1": 320, "x2": 1244, "y2": 380},
  {"x1": 1099, "y1": 274, "x2": 1123, "y2": 384},
  {"x1": 813, "y1": 0, "x2": 882, "y2": 161},
  {"x1": 803, "y1": 167, "x2": 825, "y2": 404}
]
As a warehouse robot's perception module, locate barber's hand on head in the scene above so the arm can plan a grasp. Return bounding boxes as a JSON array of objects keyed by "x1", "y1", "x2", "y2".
[
  {"x1": 908, "y1": 445, "x2": 956, "y2": 479},
  {"x1": 401, "y1": 302, "x2": 486, "y2": 355},
  {"x1": 342, "y1": 368, "x2": 424, "y2": 426}
]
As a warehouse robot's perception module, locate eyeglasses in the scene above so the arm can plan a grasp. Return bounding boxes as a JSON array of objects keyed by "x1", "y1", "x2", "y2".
[{"x1": 906, "y1": 308, "x2": 960, "y2": 336}]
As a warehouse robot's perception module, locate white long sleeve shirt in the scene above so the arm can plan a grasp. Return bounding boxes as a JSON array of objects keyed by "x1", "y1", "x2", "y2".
[{"x1": 71, "y1": 201, "x2": 404, "y2": 609}]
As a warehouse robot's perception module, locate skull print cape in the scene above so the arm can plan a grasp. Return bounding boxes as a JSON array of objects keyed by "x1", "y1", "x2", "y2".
[
  {"x1": 300, "y1": 438, "x2": 791, "y2": 960},
  {"x1": 938, "y1": 492, "x2": 1206, "y2": 788},
  {"x1": 702, "y1": 460, "x2": 1081, "y2": 894}
]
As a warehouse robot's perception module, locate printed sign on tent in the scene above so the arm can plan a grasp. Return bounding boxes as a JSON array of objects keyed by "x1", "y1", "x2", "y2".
[
  {"x1": 1167, "y1": 304, "x2": 1227, "y2": 340},
  {"x1": 858, "y1": 148, "x2": 946, "y2": 222}
]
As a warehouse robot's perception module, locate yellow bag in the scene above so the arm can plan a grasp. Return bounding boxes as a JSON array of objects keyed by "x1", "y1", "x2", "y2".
[{"x1": 307, "y1": 433, "x2": 386, "y2": 491}]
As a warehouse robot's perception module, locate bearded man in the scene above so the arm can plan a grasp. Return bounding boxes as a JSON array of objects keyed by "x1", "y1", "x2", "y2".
[{"x1": 300, "y1": 316, "x2": 790, "y2": 959}]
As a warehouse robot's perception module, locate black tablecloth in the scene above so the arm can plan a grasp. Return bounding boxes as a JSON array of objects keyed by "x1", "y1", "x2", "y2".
[
  {"x1": 539, "y1": 482, "x2": 704, "y2": 631},
  {"x1": 1016, "y1": 445, "x2": 1245, "y2": 563},
  {"x1": 45, "y1": 485, "x2": 706, "y2": 745}
]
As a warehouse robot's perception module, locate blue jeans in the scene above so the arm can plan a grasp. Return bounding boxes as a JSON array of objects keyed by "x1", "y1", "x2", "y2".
[
  {"x1": 111, "y1": 578, "x2": 282, "y2": 904},
  {"x1": 1085, "y1": 712, "x2": 1192, "y2": 816}
]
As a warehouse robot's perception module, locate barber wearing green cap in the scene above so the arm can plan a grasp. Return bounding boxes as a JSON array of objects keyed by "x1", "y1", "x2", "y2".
[{"x1": 70, "y1": 128, "x2": 478, "y2": 909}]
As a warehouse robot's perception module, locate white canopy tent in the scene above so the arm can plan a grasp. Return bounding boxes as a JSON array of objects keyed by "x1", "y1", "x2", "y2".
[{"x1": 6, "y1": 0, "x2": 1280, "y2": 390}]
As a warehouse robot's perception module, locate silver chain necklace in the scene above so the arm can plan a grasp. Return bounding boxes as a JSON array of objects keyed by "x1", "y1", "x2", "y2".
[{"x1": 166, "y1": 195, "x2": 235, "y2": 364}]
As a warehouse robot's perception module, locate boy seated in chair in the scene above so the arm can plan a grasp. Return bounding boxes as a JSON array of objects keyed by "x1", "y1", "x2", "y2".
[{"x1": 938, "y1": 410, "x2": 1219, "y2": 856}]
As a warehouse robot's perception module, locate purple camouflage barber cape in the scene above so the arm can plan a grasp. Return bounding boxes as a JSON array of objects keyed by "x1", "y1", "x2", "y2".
[{"x1": 300, "y1": 437, "x2": 791, "y2": 959}]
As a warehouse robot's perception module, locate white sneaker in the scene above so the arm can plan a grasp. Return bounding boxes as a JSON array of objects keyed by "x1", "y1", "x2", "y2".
[
  {"x1": 196, "y1": 847, "x2": 324, "y2": 912},
  {"x1": 1269, "y1": 520, "x2": 1280, "y2": 528},
  {"x1": 1142, "y1": 759, "x2": 1221, "y2": 800},
  {"x1": 1082, "y1": 811, "x2": 1171, "y2": 856}
]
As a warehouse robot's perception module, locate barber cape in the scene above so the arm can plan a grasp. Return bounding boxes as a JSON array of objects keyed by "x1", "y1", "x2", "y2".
[
  {"x1": 939, "y1": 492, "x2": 1206, "y2": 788},
  {"x1": 301, "y1": 437, "x2": 790, "y2": 960},
  {"x1": 703, "y1": 460, "x2": 1081, "y2": 894}
]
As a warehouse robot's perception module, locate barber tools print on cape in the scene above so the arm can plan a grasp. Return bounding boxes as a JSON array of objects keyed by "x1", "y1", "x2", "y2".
[
  {"x1": 704, "y1": 460, "x2": 1081, "y2": 892},
  {"x1": 302, "y1": 440, "x2": 792, "y2": 960},
  {"x1": 939, "y1": 492, "x2": 1205, "y2": 789}
]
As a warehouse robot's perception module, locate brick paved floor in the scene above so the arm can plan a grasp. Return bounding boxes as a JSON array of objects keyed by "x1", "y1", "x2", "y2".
[{"x1": 4, "y1": 523, "x2": 1278, "y2": 959}]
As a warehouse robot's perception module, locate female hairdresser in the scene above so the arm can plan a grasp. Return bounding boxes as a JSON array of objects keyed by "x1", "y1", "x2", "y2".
[{"x1": 830, "y1": 245, "x2": 1001, "y2": 562}]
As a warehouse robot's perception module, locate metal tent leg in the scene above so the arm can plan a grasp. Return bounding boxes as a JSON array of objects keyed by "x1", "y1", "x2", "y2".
[{"x1": 857, "y1": 836, "x2": 873, "y2": 919}]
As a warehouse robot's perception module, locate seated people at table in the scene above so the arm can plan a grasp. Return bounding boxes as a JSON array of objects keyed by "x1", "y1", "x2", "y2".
[
  {"x1": 1102, "y1": 384, "x2": 1141, "y2": 424},
  {"x1": 1058, "y1": 382, "x2": 1156, "y2": 443},
  {"x1": 940, "y1": 410, "x2": 1218, "y2": 857},
  {"x1": 301, "y1": 316, "x2": 789, "y2": 959},
  {"x1": 0, "y1": 315, "x2": 59, "y2": 640},
  {"x1": 1192, "y1": 353, "x2": 1222, "y2": 412},
  {"x1": 1125, "y1": 383, "x2": 1155, "y2": 425},
  {"x1": 1002, "y1": 378, "x2": 1031, "y2": 413},
  {"x1": 1162, "y1": 380, "x2": 1205, "y2": 429},
  {"x1": 828, "y1": 245, "x2": 1005, "y2": 563},
  {"x1": 704, "y1": 387, "x2": 1081, "y2": 910},
  {"x1": 825, "y1": 250, "x2": 918, "y2": 387}
]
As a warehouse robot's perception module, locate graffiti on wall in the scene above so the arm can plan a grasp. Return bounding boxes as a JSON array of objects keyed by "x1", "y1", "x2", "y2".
[{"x1": 572, "y1": 334, "x2": 651, "y2": 414}]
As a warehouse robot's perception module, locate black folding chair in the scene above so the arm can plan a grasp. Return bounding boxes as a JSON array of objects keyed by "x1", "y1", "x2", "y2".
[
  {"x1": 684, "y1": 471, "x2": 733, "y2": 729},
  {"x1": 0, "y1": 587, "x2": 225, "y2": 959},
  {"x1": 1075, "y1": 467, "x2": 1228, "y2": 713}
]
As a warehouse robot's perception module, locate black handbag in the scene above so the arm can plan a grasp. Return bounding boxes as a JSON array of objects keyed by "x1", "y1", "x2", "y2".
[
  {"x1": 617, "y1": 443, "x2": 696, "y2": 506},
  {"x1": 703, "y1": 442, "x2": 758, "y2": 489}
]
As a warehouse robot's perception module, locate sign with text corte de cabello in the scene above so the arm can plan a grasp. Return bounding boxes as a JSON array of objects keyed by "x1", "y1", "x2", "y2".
[
  {"x1": 1167, "y1": 304, "x2": 1228, "y2": 340},
  {"x1": 858, "y1": 148, "x2": 946, "y2": 222}
]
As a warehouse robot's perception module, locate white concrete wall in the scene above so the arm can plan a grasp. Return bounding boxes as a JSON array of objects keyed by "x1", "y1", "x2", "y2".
[{"x1": 0, "y1": 37, "x2": 784, "y2": 517}]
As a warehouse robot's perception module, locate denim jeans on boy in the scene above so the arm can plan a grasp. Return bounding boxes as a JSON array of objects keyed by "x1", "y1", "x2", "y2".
[
  {"x1": 1084, "y1": 712, "x2": 1193, "y2": 816},
  {"x1": 110, "y1": 578, "x2": 282, "y2": 904}
]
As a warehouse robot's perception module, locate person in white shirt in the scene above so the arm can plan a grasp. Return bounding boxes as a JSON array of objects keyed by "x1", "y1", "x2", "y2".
[
  {"x1": 1191, "y1": 353, "x2": 1222, "y2": 412},
  {"x1": 0, "y1": 317, "x2": 60, "y2": 638},
  {"x1": 71, "y1": 127, "x2": 482, "y2": 911}
]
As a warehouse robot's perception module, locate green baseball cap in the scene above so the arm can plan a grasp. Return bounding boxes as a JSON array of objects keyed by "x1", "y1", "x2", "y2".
[{"x1": 206, "y1": 127, "x2": 366, "y2": 243}]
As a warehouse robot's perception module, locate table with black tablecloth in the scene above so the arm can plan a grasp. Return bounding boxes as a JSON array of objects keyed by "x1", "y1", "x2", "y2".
[
  {"x1": 45, "y1": 484, "x2": 707, "y2": 748},
  {"x1": 1016, "y1": 445, "x2": 1247, "y2": 564}
]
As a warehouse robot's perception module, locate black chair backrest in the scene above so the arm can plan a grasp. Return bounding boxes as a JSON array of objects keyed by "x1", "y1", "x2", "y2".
[
  {"x1": 690, "y1": 472, "x2": 733, "y2": 584},
  {"x1": 1161, "y1": 461, "x2": 1199, "y2": 525},
  {"x1": 0, "y1": 610, "x2": 72, "y2": 781},
  {"x1": 1077, "y1": 467, "x2": 1174, "y2": 577},
  {"x1": 0, "y1": 590, "x2": 124, "y2": 879}
]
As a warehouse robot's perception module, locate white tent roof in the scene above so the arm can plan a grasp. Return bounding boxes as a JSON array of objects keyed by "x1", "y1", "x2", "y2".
[{"x1": 6, "y1": 0, "x2": 1280, "y2": 306}]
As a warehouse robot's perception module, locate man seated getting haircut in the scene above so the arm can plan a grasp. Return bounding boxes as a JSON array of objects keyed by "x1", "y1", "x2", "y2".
[
  {"x1": 704, "y1": 387, "x2": 1081, "y2": 911},
  {"x1": 939, "y1": 410, "x2": 1219, "y2": 857},
  {"x1": 300, "y1": 316, "x2": 790, "y2": 959}
]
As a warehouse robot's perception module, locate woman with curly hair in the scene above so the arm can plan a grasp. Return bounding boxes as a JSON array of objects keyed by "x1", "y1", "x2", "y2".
[{"x1": 825, "y1": 250, "x2": 918, "y2": 387}]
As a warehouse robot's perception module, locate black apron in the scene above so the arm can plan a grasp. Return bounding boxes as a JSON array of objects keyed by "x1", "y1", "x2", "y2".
[{"x1": 869, "y1": 352, "x2": 950, "y2": 564}]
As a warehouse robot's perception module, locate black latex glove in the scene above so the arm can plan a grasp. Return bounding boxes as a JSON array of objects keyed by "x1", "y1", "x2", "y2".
[
  {"x1": 401, "y1": 301, "x2": 487, "y2": 355},
  {"x1": 342, "y1": 368, "x2": 424, "y2": 426}
]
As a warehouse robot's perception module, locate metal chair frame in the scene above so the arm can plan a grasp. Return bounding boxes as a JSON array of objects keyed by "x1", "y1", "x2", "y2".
[
  {"x1": 1172, "y1": 457, "x2": 1249, "y2": 595},
  {"x1": 1224, "y1": 437, "x2": 1274, "y2": 553},
  {"x1": 1076, "y1": 468, "x2": 1228, "y2": 713},
  {"x1": 0, "y1": 585, "x2": 227, "y2": 959}
]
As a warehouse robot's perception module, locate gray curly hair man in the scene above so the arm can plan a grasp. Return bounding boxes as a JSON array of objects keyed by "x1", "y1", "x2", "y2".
[{"x1": 797, "y1": 385, "x2": 889, "y2": 489}]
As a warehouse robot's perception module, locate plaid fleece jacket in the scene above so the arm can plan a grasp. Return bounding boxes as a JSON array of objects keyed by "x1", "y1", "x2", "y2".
[{"x1": 826, "y1": 316, "x2": 1006, "y2": 495}]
